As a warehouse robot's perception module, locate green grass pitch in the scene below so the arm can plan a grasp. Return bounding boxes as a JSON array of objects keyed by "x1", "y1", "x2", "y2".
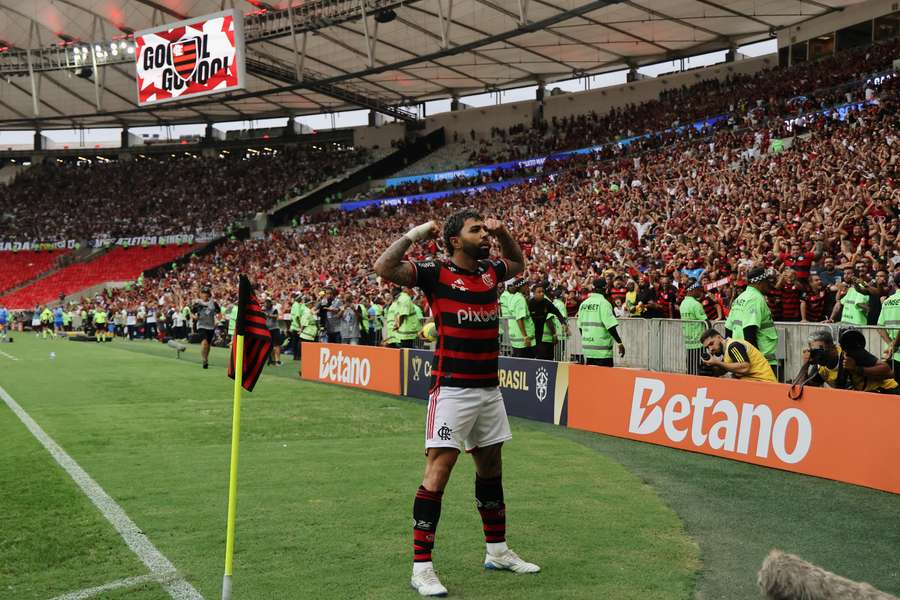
[{"x1": 0, "y1": 334, "x2": 898, "y2": 599}]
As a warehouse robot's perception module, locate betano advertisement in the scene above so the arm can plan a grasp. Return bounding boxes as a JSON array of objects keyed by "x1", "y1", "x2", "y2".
[
  {"x1": 402, "y1": 350, "x2": 569, "y2": 426},
  {"x1": 135, "y1": 10, "x2": 245, "y2": 106},
  {"x1": 300, "y1": 343, "x2": 401, "y2": 396},
  {"x1": 567, "y1": 366, "x2": 900, "y2": 495},
  {"x1": 299, "y1": 343, "x2": 899, "y2": 494}
]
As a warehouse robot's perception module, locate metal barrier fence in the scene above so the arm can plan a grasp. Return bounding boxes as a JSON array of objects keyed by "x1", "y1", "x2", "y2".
[{"x1": 497, "y1": 317, "x2": 893, "y2": 381}]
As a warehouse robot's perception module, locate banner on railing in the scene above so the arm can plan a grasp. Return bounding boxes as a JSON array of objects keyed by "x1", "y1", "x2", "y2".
[
  {"x1": 402, "y1": 349, "x2": 569, "y2": 426},
  {"x1": 301, "y1": 342, "x2": 401, "y2": 395},
  {"x1": 0, "y1": 240, "x2": 77, "y2": 252},
  {"x1": 567, "y1": 366, "x2": 900, "y2": 494}
]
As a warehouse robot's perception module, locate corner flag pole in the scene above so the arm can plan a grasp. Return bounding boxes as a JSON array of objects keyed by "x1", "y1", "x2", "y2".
[{"x1": 222, "y1": 334, "x2": 244, "y2": 600}]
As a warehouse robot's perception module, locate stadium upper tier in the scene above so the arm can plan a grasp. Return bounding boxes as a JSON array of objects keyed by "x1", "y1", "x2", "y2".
[
  {"x1": 389, "y1": 38, "x2": 900, "y2": 181},
  {"x1": 0, "y1": 144, "x2": 369, "y2": 243}
]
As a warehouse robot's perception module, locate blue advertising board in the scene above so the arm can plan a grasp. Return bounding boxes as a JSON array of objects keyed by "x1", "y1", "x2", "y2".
[{"x1": 402, "y1": 349, "x2": 569, "y2": 426}]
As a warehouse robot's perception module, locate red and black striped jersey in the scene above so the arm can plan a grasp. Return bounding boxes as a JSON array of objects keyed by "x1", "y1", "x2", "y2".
[{"x1": 410, "y1": 257, "x2": 509, "y2": 389}]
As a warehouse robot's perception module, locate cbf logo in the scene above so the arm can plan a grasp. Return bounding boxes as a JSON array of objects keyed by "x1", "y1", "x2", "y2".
[{"x1": 535, "y1": 367, "x2": 549, "y2": 402}]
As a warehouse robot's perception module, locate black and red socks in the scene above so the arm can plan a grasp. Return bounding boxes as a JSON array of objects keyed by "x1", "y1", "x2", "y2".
[
  {"x1": 413, "y1": 485, "x2": 443, "y2": 569},
  {"x1": 475, "y1": 474, "x2": 507, "y2": 554}
]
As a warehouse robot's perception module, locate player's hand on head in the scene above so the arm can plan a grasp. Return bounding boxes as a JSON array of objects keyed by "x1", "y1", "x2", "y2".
[{"x1": 484, "y1": 218, "x2": 505, "y2": 235}]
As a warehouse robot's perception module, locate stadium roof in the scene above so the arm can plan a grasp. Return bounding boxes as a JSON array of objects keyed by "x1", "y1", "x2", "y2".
[{"x1": 0, "y1": 0, "x2": 864, "y2": 129}]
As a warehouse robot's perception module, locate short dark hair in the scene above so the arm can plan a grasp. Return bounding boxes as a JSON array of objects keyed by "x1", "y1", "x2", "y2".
[
  {"x1": 699, "y1": 328, "x2": 721, "y2": 343},
  {"x1": 443, "y1": 208, "x2": 483, "y2": 252}
]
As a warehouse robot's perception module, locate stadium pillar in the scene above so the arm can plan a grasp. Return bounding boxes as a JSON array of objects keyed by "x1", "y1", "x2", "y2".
[
  {"x1": 33, "y1": 130, "x2": 42, "y2": 151},
  {"x1": 120, "y1": 127, "x2": 129, "y2": 148},
  {"x1": 535, "y1": 83, "x2": 545, "y2": 102},
  {"x1": 451, "y1": 96, "x2": 460, "y2": 111},
  {"x1": 205, "y1": 122, "x2": 215, "y2": 144}
]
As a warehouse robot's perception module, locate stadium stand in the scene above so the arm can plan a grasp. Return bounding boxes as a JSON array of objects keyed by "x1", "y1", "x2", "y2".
[
  {"x1": 99, "y1": 79, "x2": 899, "y2": 328},
  {"x1": 0, "y1": 245, "x2": 200, "y2": 309},
  {"x1": 0, "y1": 249, "x2": 68, "y2": 295},
  {"x1": 0, "y1": 145, "x2": 370, "y2": 242}
]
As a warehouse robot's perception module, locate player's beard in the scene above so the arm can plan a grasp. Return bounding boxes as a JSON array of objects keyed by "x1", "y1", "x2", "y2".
[{"x1": 462, "y1": 240, "x2": 490, "y2": 260}]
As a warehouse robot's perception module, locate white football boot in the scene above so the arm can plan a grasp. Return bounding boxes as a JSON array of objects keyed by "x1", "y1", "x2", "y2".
[
  {"x1": 410, "y1": 564, "x2": 448, "y2": 597},
  {"x1": 484, "y1": 548, "x2": 541, "y2": 573}
]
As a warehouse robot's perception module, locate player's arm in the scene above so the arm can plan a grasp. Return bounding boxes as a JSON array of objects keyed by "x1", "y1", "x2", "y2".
[
  {"x1": 374, "y1": 221, "x2": 439, "y2": 286},
  {"x1": 484, "y1": 219, "x2": 525, "y2": 279}
]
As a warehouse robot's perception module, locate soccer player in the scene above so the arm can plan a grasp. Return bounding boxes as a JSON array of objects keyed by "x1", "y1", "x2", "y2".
[
  {"x1": 192, "y1": 288, "x2": 219, "y2": 369},
  {"x1": 374, "y1": 209, "x2": 540, "y2": 598},
  {"x1": 0, "y1": 304, "x2": 8, "y2": 339}
]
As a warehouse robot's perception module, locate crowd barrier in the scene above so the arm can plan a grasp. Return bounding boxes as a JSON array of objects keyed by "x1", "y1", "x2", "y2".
[
  {"x1": 299, "y1": 342, "x2": 900, "y2": 495},
  {"x1": 499, "y1": 317, "x2": 893, "y2": 381}
]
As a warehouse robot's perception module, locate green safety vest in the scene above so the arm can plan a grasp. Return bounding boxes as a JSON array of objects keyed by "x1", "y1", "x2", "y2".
[
  {"x1": 499, "y1": 290, "x2": 513, "y2": 318},
  {"x1": 94, "y1": 310, "x2": 107, "y2": 325},
  {"x1": 725, "y1": 285, "x2": 777, "y2": 365},
  {"x1": 369, "y1": 303, "x2": 383, "y2": 331},
  {"x1": 577, "y1": 292, "x2": 618, "y2": 359},
  {"x1": 840, "y1": 286, "x2": 869, "y2": 325},
  {"x1": 553, "y1": 299, "x2": 568, "y2": 340},
  {"x1": 290, "y1": 301, "x2": 303, "y2": 332},
  {"x1": 508, "y1": 292, "x2": 535, "y2": 348},
  {"x1": 877, "y1": 290, "x2": 900, "y2": 362},
  {"x1": 679, "y1": 295, "x2": 707, "y2": 350},
  {"x1": 357, "y1": 303, "x2": 370, "y2": 333},
  {"x1": 228, "y1": 306, "x2": 238, "y2": 336},
  {"x1": 384, "y1": 302, "x2": 400, "y2": 345},
  {"x1": 299, "y1": 304, "x2": 318, "y2": 341},
  {"x1": 396, "y1": 292, "x2": 419, "y2": 340},
  {"x1": 543, "y1": 300, "x2": 566, "y2": 344},
  {"x1": 63, "y1": 312, "x2": 72, "y2": 326}
]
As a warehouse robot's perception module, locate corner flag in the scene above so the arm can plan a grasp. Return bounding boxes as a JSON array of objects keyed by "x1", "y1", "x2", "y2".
[
  {"x1": 222, "y1": 275, "x2": 271, "y2": 600},
  {"x1": 227, "y1": 275, "x2": 272, "y2": 392}
]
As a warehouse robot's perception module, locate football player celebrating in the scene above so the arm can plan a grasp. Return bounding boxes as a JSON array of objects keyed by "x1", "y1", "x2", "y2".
[{"x1": 375, "y1": 209, "x2": 540, "y2": 597}]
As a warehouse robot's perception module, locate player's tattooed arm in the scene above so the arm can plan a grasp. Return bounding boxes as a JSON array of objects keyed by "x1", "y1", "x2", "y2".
[
  {"x1": 485, "y1": 218, "x2": 526, "y2": 279},
  {"x1": 374, "y1": 236, "x2": 417, "y2": 287}
]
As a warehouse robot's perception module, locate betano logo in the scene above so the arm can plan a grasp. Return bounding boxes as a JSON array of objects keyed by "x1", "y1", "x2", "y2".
[
  {"x1": 318, "y1": 347, "x2": 371, "y2": 386},
  {"x1": 627, "y1": 377, "x2": 812, "y2": 464}
]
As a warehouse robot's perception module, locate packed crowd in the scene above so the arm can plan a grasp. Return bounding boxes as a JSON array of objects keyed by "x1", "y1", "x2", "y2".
[
  {"x1": 50, "y1": 77, "x2": 896, "y2": 356},
  {"x1": 460, "y1": 37, "x2": 900, "y2": 164},
  {"x1": 0, "y1": 145, "x2": 369, "y2": 242},
  {"x1": 3, "y1": 36, "x2": 899, "y2": 382}
]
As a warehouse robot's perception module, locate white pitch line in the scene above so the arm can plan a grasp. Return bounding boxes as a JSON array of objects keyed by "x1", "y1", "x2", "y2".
[
  {"x1": 49, "y1": 571, "x2": 179, "y2": 600},
  {"x1": 0, "y1": 385, "x2": 204, "y2": 600},
  {"x1": 0, "y1": 349, "x2": 18, "y2": 361}
]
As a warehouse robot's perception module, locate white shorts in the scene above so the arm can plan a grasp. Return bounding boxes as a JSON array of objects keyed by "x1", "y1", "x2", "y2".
[{"x1": 425, "y1": 386, "x2": 512, "y2": 452}]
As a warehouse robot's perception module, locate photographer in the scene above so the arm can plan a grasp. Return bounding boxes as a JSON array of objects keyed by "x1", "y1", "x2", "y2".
[
  {"x1": 793, "y1": 329, "x2": 899, "y2": 395},
  {"x1": 699, "y1": 329, "x2": 777, "y2": 383}
]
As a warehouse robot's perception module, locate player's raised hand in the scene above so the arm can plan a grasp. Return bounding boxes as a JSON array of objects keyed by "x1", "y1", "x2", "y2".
[
  {"x1": 484, "y1": 218, "x2": 506, "y2": 235},
  {"x1": 404, "y1": 220, "x2": 440, "y2": 242}
]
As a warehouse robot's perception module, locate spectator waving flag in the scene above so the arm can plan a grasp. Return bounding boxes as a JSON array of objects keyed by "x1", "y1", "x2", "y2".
[{"x1": 227, "y1": 275, "x2": 272, "y2": 392}]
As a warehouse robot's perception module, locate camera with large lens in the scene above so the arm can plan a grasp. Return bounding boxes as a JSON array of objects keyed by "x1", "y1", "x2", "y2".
[
  {"x1": 700, "y1": 347, "x2": 711, "y2": 362},
  {"x1": 808, "y1": 347, "x2": 827, "y2": 365}
]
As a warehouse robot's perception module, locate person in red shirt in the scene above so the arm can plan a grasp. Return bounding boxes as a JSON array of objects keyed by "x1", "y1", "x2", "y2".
[
  {"x1": 775, "y1": 268, "x2": 803, "y2": 322},
  {"x1": 778, "y1": 241, "x2": 817, "y2": 281},
  {"x1": 801, "y1": 274, "x2": 828, "y2": 322}
]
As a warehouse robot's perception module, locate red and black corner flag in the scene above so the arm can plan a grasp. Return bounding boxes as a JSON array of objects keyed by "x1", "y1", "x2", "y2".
[{"x1": 227, "y1": 275, "x2": 272, "y2": 392}]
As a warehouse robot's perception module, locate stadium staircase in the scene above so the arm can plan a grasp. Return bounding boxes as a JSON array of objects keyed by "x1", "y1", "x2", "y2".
[
  {"x1": 0, "y1": 244, "x2": 200, "y2": 309},
  {"x1": 270, "y1": 127, "x2": 446, "y2": 223}
]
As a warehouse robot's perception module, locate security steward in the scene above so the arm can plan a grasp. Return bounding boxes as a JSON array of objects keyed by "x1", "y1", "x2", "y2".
[
  {"x1": 725, "y1": 267, "x2": 780, "y2": 378},
  {"x1": 877, "y1": 273, "x2": 900, "y2": 381},
  {"x1": 577, "y1": 278, "x2": 625, "y2": 367}
]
